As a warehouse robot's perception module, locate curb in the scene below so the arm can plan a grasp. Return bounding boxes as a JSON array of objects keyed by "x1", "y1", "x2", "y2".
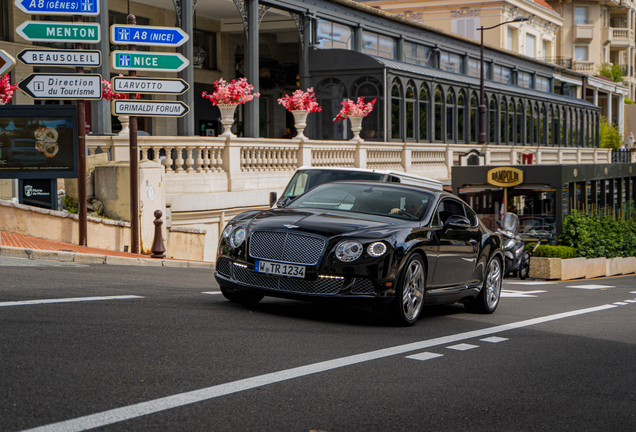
[{"x1": 0, "y1": 246, "x2": 215, "y2": 270}]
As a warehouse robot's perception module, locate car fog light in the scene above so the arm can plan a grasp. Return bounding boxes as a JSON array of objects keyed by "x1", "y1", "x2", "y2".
[
  {"x1": 335, "y1": 240, "x2": 363, "y2": 262},
  {"x1": 367, "y1": 242, "x2": 387, "y2": 257},
  {"x1": 230, "y1": 227, "x2": 246, "y2": 248}
]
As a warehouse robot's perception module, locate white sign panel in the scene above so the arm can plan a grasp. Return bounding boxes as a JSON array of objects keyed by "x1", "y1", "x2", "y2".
[
  {"x1": 112, "y1": 100, "x2": 189, "y2": 117},
  {"x1": 17, "y1": 49, "x2": 101, "y2": 67},
  {"x1": 18, "y1": 73, "x2": 102, "y2": 100},
  {"x1": 112, "y1": 77, "x2": 189, "y2": 95}
]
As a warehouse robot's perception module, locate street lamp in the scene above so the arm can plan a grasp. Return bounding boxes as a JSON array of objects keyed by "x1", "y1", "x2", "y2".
[{"x1": 478, "y1": 16, "x2": 529, "y2": 144}]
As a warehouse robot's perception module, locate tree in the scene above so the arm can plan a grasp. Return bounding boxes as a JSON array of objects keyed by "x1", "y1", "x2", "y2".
[
  {"x1": 599, "y1": 116, "x2": 622, "y2": 149},
  {"x1": 597, "y1": 63, "x2": 625, "y2": 83}
]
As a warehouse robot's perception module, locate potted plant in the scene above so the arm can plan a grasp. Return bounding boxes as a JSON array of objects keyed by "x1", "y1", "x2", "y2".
[
  {"x1": 202, "y1": 78, "x2": 260, "y2": 137},
  {"x1": 0, "y1": 75, "x2": 18, "y2": 105},
  {"x1": 277, "y1": 87, "x2": 321, "y2": 139},
  {"x1": 334, "y1": 97, "x2": 377, "y2": 141}
]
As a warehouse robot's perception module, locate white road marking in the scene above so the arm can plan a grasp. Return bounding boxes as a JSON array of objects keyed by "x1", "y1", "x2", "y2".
[
  {"x1": 480, "y1": 336, "x2": 508, "y2": 343},
  {"x1": 405, "y1": 352, "x2": 443, "y2": 361},
  {"x1": 631, "y1": 291, "x2": 636, "y2": 294},
  {"x1": 501, "y1": 290, "x2": 547, "y2": 298},
  {"x1": 625, "y1": 300, "x2": 636, "y2": 303},
  {"x1": 505, "y1": 281, "x2": 555, "y2": 285},
  {"x1": 613, "y1": 302, "x2": 628, "y2": 306},
  {"x1": 202, "y1": 292, "x2": 223, "y2": 295},
  {"x1": 0, "y1": 296, "x2": 144, "y2": 307},
  {"x1": 21, "y1": 304, "x2": 617, "y2": 432},
  {"x1": 446, "y1": 343, "x2": 478, "y2": 351},
  {"x1": 566, "y1": 285, "x2": 615, "y2": 290}
]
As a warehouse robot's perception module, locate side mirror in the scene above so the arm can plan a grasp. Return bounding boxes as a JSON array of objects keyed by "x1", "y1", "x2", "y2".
[
  {"x1": 269, "y1": 191, "x2": 277, "y2": 207},
  {"x1": 496, "y1": 220, "x2": 502, "y2": 227},
  {"x1": 443, "y1": 215, "x2": 471, "y2": 231},
  {"x1": 277, "y1": 197, "x2": 292, "y2": 208}
]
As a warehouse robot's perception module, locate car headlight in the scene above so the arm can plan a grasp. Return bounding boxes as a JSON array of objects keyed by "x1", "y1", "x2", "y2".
[
  {"x1": 229, "y1": 227, "x2": 246, "y2": 248},
  {"x1": 222, "y1": 223, "x2": 234, "y2": 238},
  {"x1": 335, "y1": 240, "x2": 363, "y2": 262},
  {"x1": 367, "y1": 242, "x2": 387, "y2": 257}
]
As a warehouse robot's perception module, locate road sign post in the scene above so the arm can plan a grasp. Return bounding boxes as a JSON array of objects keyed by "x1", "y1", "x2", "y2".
[
  {"x1": 127, "y1": 14, "x2": 140, "y2": 255},
  {"x1": 17, "y1": 21, "x2": 100, "y2": 44},
  {"x1": 75, "y1": 15, "x2": 88, "y2": 247},
  {"x1": 17, "y1": 49, "x2": 101, "y2": 67}
]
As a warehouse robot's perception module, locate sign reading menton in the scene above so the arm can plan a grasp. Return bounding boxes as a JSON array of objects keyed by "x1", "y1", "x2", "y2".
[{"x1": 487, "y1": 167, "x2": 524, "y2": 187}]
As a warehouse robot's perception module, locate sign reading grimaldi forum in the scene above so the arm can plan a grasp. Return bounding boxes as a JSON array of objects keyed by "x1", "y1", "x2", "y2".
[{"x1": 112, "y1": 100, "x2": 189, "y2": 117}]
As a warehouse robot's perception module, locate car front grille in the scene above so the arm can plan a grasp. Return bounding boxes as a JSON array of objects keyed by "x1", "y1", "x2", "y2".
[
  {"x1": 350, "y1": 278, "x2": 375, "y2": 294},
  {"x1": 249, "y1": 231, "x2": 326, "y2": 265},
  {"x1": 233, "y1": 266, "x2": 343, "y2": 295}
]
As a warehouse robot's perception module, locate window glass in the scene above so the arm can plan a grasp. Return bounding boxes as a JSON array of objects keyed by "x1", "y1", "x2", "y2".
[
  {"x1": 492, "y1": 65, "x2": 512, "y2": 84},
  {"x1": 525, "y1": 34, "x2": 536, "y2": 57},
  {"x1": 391, "y1": 81, "x2": 401, "y2": 139},
  {"x1": 518, "y1": 71, "x2": 533, "y2": 89},
  {"x1": 406, "y1": 84, "x2": 415, "y2": 140},
  {"x1": 507, "y1": 27, "x2": 514, "y2": 51},
  {"x1": 193, "y1": 29, "x2": 217, "y2": 70},
  {"x1": 419, "y1": 86, "x2": 429, "y2": 140},
  {"x1": 574, "y1": 46, "x2": 589, "y2": 61},
  {"x1": 464, "y1": 204, "x2": 478, "y2": 226},
  {"x1": 436, "y1": 199, "x2": 466, "y2": 224},
  {"x1": 282, "y1": 169, "x2": 383, "y2": 198},
  {"x1": 404, "y1": 42, "x2": 433, "y2": 67},
  {"x1": 575, "y1": 7, "x2": 588, "y2": 24},
  {"x1": 536, "y1": 76, "x2": 550, "y2": 92},
  {"x1": 363, "y1": 31, "x2": 396, "y2": 59},
  {"x1": 316, "y1": 20, "x2": 352, "y2": 50},
  {"x1": 0, "y1": 1, "x2": 7, "y2": 41},
  {"x1": 440, "y1": 51, "x2": 463, "y2": 74}
]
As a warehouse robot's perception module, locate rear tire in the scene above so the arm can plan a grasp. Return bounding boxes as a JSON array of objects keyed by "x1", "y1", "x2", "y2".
[
  {"x1": 220, "y1": 286, "x2": 264, "y2": 305},
  {"x1": 519, "y1": 251, "x2": 531, "y2": 280},
  {"x1": 392, "y1": 255, "x2": 426, "y2": 326},
  {"x1": 465, "y1": 256, "x2": 502, "y2": 314}
]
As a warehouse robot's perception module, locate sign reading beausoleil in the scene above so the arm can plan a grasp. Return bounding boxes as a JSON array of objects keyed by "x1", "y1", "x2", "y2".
[
  {"x1": 112, "y1": 77, "x2": 189, "y2": 95},
  {"x1": 18, "y1": 49, "x2": 101, "y2": 67},
  {"x1": 111, "y1": 51, "x2": 189, "y2": 72},
  {"x1": 17, "y1": 21, "x2": 100, "y2": 43},
  {"x1": 110, "y1": 25, "x2": 189, "y2": 47},
  {"x1": 15, "y1": 0, "x2": 99, "y2": 16},
  {"x1": 19, "y1": 74, "x2": 102, "y2": 100},
  {"x1": 112, "y1": 100, "x2": 189, "y2": 117}
]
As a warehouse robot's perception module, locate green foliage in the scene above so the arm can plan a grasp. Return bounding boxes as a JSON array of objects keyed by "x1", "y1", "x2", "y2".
[
  {"x1": 524, "y1": 242, "x2": 537, "y2": 252},
  {"x1": 600, "y1": 116, "x2": 623, "y2": 149},
  {"x1": 626, "y1": 98, "x2": 635, "y2": 105},
  {"x1": 61, "y1": 196, "x2": 78, "y2": 214},
  {"x1": 597, "y1": 63, "x2": 625, "y2": 83},
  {"x1": 534, "y1": 245, "x2": 577, "y2": 259},
  {"x1": 561, "y1": 209, "x2": 636, "y2": 258}
]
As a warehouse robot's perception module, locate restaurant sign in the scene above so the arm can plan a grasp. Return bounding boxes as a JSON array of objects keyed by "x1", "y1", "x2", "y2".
[{"x1": 487, "y1": 167, "x2": 524, "y2": 187}]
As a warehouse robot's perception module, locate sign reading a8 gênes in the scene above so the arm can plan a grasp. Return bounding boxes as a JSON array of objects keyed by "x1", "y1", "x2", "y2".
[{"x1": 14, "y1": 0, "x2": 99, "y2": 15}]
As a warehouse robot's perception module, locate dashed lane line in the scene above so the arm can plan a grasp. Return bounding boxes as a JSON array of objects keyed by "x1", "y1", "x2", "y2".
[
  {"x1": 202, "y1": 292, "x2": 223, "y2": 295},
  {"x1": 20, "y1": 304, "x2": 617, "y2": 432},
  {"x1": 0, "y1": 295, "x2": 144, "y2": 307},
  {"x1": 481, "y1": 336, "x2": 508, "y2": 343},
  {"x1": 446, "y1": 343, "x2": 479, "y2": 351},
  {"x1": 613, "y1": 302, "x2": 629, "y2": 305},
  {"x1": 406, "y1": 352, "x2": 444, "y2": 361}
]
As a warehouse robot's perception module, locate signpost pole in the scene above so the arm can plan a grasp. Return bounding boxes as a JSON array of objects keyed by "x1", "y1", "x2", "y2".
[
  {"x1": 75, "y1": 14, "x2": 87, "y2": 247},
  {"x1": 128, "y1": 14, "x2": 140, "y2": 254}
]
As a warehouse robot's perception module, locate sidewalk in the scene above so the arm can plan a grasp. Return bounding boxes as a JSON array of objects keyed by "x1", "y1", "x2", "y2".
[{"x1": 0, "y1": 231, "x2": 214, "y2": 269}]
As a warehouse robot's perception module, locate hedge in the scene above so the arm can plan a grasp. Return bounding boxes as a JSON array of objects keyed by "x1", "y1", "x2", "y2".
[
  {"x1": 560, "y1": 210, "x2": 636, "y2": 258},
  {"x1": 533, "y1": 245, "x2": 577, "y2": 259}
]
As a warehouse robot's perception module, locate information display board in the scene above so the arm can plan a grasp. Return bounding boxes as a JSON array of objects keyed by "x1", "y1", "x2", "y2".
[{"x1": 0, "y1": 105, "x2": 78, "y2": 179}]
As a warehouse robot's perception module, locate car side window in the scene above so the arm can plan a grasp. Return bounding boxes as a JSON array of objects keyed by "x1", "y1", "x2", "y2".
[
  {"x1": 463, "y1": 204, "x2": 478, "y2": 227},
  {"x1": 437, "y1": 199, "x2": 466, "y2": 225},
  {"x1": 388, "y1": 176, "x2": 401, "y2": 183}
]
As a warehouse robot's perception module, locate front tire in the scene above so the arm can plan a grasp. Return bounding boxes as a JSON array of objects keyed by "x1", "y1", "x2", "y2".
[
  {"x1": 465, "y1": 256, "x2": 502, "y2": 314},
  {"x1": 519, "y1": 251, "x2": 531, "y2": 280},
  {"x1": 220, "y1": 286, "x2": 264, "y2": 305},
  {"x1": 392, "y1": 255, "x2": 426, "y2": 326}
]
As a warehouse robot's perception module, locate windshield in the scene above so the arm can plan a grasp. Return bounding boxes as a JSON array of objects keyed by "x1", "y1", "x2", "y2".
[
  {"x1": 286, "y1": 182, "x2": 433, "y2": 220},
  {"x1": 283, "y1": 170, "x2": 384, "y2": 198}
]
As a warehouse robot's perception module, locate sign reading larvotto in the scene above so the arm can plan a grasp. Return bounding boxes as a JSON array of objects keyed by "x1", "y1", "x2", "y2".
[{"x1": 487, "y1": 167, "x2": 524, "y2": 187}]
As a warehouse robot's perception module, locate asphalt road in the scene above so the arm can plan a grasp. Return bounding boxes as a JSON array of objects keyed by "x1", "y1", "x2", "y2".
[{"x1": 1, "y1": 257, "x2": 635, "y2": 432}]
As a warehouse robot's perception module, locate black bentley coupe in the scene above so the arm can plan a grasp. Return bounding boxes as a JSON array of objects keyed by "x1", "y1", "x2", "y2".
[{"x1": 215, "y1": 181, "x2": 504, "y2": 325}]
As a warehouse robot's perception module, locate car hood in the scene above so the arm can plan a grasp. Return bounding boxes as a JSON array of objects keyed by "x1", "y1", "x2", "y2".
[{"x1": 247, "y1": 208, "x2": 406, "y2": 239}]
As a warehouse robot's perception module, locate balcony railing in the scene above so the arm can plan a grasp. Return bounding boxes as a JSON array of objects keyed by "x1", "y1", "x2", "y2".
[
  {"x1": 542, "y1": 57, "x2": 573, "y2": 69},
  {"x1": 574, "y1": 20, "x2": 594, "y2": 25},
  {"x1": 573, "y1": 61, "x2": 596, "y2": 73},
  {"x1": 612, "y1": 149, "x2": 633, "y2": 163}
]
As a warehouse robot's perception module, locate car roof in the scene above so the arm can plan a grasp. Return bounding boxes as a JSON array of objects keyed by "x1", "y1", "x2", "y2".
[
  {"x1": 321, "y1": 180, "x2": 448, "y2": 195},
  {"x1": 294, "y1": 166, "x2": 443, "y2": 190}
]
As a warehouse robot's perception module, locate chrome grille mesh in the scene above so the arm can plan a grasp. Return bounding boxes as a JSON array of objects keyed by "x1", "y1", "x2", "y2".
[
  {"x1": 216, "y1": 259, "x2": 231, "y2": 277},
  {"x1": 249, "y1": 231, "x2": 325, "y2": 265},
  {"x1": 350, "y1": 278, "x2": 375, "y2": 294},
  {"x1": 233, "y1": 266, "x2": 343, "y2": 295}
]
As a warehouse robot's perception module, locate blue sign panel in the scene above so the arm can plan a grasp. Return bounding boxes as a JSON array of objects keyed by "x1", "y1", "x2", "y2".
[
  {"x1": 110, "y1": 25, "x2": 189, "y2": 47},
  {"x1": 15, "y1": 0, "x2": 99, "y2": 16}
]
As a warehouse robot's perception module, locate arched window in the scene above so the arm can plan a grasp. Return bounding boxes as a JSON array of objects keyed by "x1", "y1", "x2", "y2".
[
  {"x1": 391, "y1": 79, "x2": 402, "y2": 140},
  {"x1": 516, "y1": 101, "x2": 523, "y2": 144},
  {"x1": 568, "y1": 107, "x2": 574, "y2": 146},
  {"x1": 446, "y1": 89, "x2": 456, "y2": 141},
  {"x1": 540, "y1": 104, "x2": 546, "y2": 145},
  {"x1": 470, "y1": 93, "x2": 478, "y2": 143},
  {"x1": 500, "y1": 97, "x2": 507, "y2": 144},
  {"x1": 585, "y1": 111, "x2": 590, "y2": 147},
  {"x1": 489, "y1": 96, "x2": 497, "y2": 144},
  {"x1": 315, "y1": 78, "x2": 347, "y2": 140},
  {"x1": 533, "y1": 102, "x2": 539, "y2": 145},
  {"x1": 419, "y1": 85, "x2": 429, "y2": 141},
  {"x1": 405, "y1": 81, "x2": 416, "y2": 140},
  {"x1": 575, "y1": 109, "x2": 580, "y2": 146},
  {"x1": 562, "y1": 107, "x2": 568, "y2": 147},
  {"x1": 351, "y1": 76, "x2": 383, "y2": 140},
  {"x1": 526, "y1": 102, "x2": 532, "y2": 145},
  {"x1": 554, "y1": 106, "x2": 561, "y2": 146},
  {"x1": 457, "y1": 90, "x2": 466, "y2": 142},
  {"x1": 434, "y1": 86, "x2": 443, "y2": 141},
  {"x1": 508, "y1": 100, "x2": 514, "y2": 145},
  {"x1": 547, "y1": 105, "x2": 553, "y2": 146}
]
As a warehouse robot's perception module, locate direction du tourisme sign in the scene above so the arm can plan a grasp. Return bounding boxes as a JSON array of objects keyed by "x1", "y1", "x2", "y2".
[{"x1": 15, "y1": 0, "x2": 99, "y2": 15}]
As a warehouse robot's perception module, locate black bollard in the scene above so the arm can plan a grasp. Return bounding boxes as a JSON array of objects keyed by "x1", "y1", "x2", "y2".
[{"x1": 151, "y1": 210, "x2": 166, "y2": 258}]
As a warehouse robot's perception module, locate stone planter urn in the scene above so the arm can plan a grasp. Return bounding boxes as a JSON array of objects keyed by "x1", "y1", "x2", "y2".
[
  {"x1": 348, "y1": 115, "x2": 364, "y2": 141},
  {"x1": 218, "y1": 103, "x2": 238, "y2": 138},
  {"x1": 292, "y1": 110, "x2": 308, "y2": 139}
]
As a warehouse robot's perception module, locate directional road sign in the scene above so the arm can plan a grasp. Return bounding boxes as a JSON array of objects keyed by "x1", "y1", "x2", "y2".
[
  {"x1": 17, "y1": 21, "x2": 100, "y2": 44},
  {"x1": 0, "y1": 49, "x2": 17, "y2": 76},
  {"x1": 111, "y1": 51, "x2": 189, "y2": 72},
  {"x1": 15, "y1": 0, "x2": 99, "y2": 16},
  {"x1": 19, "y1": 74, "x2": 102, "y2": 100},
  {"x1": 112, "y1": 77, "x2": 189, "y2": 95},
  {"x1": 110, "y1": 25, "x2": 189, "y2": 47},
  {"x1": 112, "y1": 100, "x2": 189, "y2": 117},
  {"x1": 18, "y1": 49, "x2": 101, "y2": 67}
]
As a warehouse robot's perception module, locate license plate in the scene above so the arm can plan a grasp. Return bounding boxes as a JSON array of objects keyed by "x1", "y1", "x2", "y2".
[{"x1": 255, "y1": 260, "x2": 306, "y2": 278}]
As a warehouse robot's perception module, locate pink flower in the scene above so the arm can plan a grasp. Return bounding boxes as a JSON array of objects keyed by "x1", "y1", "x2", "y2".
[
  {"x1": 101, "y1": 74, "x2": 140, "y2": 101},
  {"x1": 277, "y1": 88, "x2": 322, "y2": 113},
  {"x1": 0, "y1": 75, "x2": 18, "y2": 103},
  {"x1": 202, "y1": 78, "x2": 259, "y2": 105},
  {"x1": 333, "y1": 97, "x2": 377, "y2": 121}
]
